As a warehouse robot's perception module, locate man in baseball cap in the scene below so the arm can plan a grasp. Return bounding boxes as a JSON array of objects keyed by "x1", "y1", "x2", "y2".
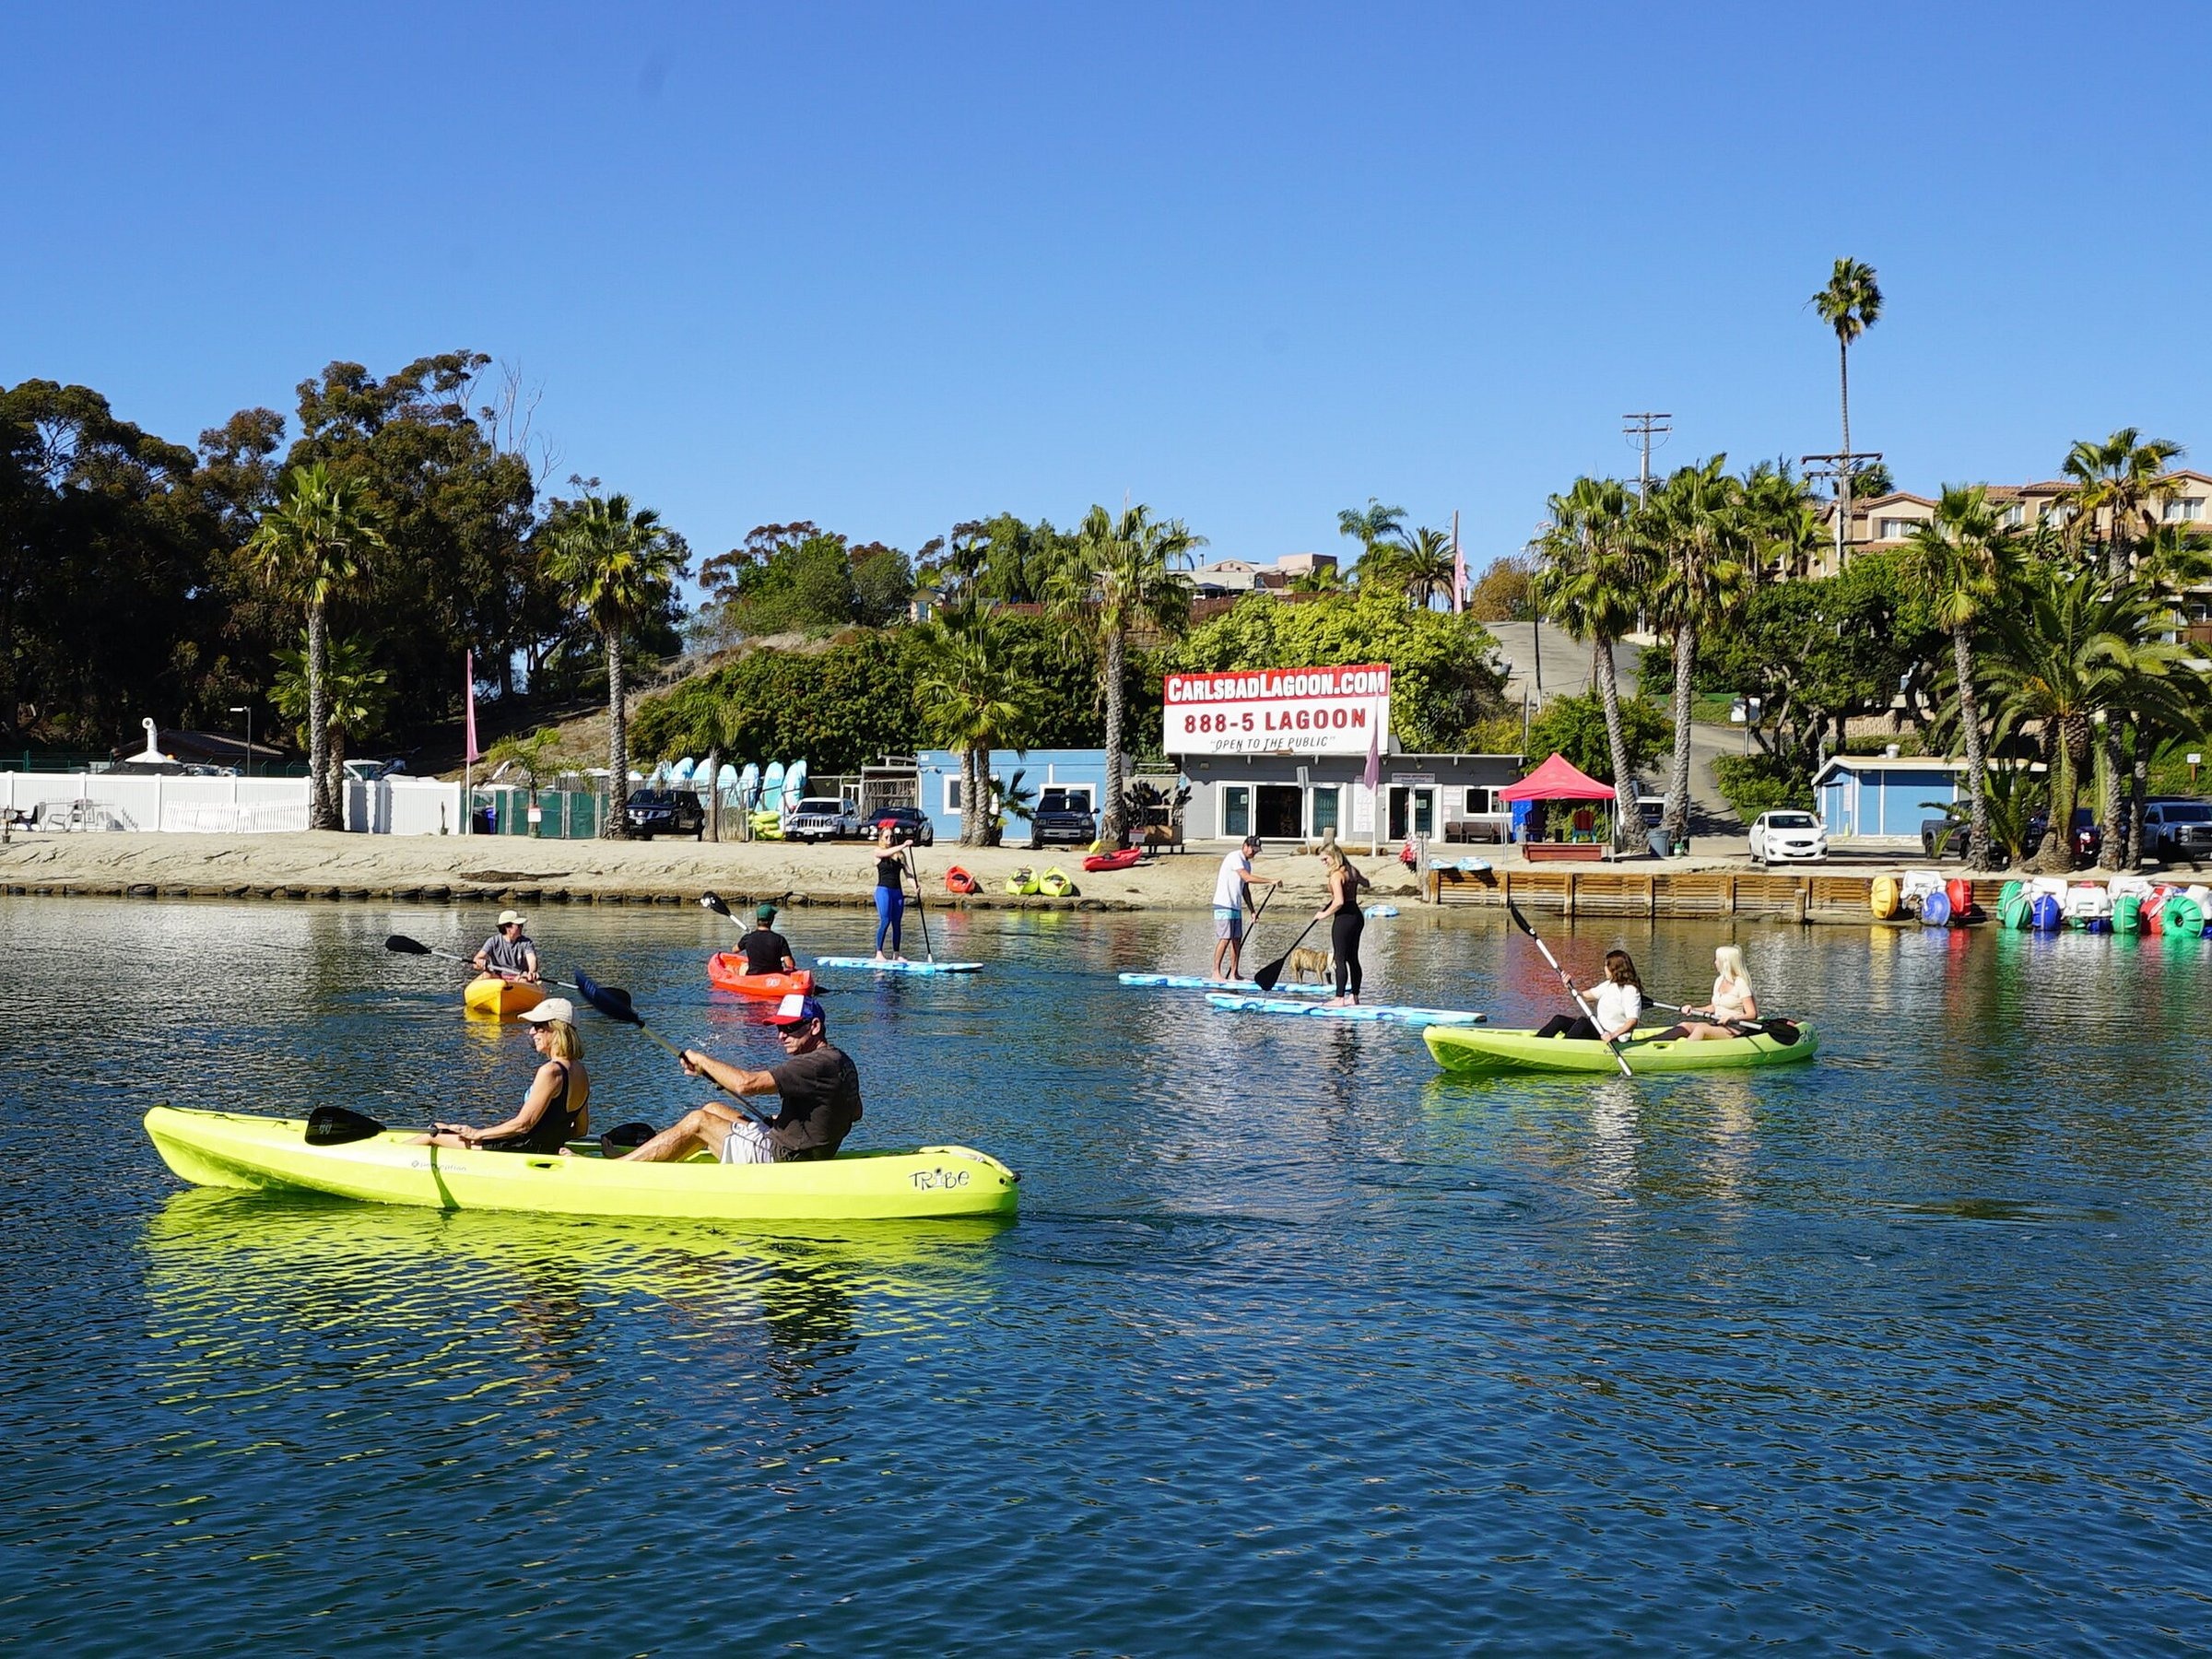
[
  {"x1": 733, "y1": 902, "x2": 799, "y2": 979},
  {"x1": 618, "y1": 992, "x2": 862, "y2": 1166},
  {"x1": 472, "y1": 909, "x2": 540, "y2": 983}
]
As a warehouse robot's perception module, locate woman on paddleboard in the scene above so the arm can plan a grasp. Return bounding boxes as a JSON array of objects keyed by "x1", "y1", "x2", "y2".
[
  {"x1": 1314, "y1": 842, "x2": 1371, "y2": 1006},
  {"x1": 1658, "y1": 945, "x2": 1759, "y2": 1041},
  {"x1": 871, "y1": 821, "x2": 909, "y2": 961},
  {"x1": 413, "y1": 999, "x2": 591, "y2": 1152},
  {"x1": 1535, "y1": 949, "x2": 1643, "y2": 1043}
]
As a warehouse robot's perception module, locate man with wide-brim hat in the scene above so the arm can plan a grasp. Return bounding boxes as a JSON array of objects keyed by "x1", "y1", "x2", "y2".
[
  {"x1": 618, "y1": 994, "x2": 862, "y2": 1166},
  {"x1": 472, "y1": 909, "x2": 540, "y2": 982}
]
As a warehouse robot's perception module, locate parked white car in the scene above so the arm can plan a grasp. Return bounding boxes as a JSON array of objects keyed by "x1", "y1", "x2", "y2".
[{"x1": 1747, "y1": 809, "x2": 1828, "y2": 864}]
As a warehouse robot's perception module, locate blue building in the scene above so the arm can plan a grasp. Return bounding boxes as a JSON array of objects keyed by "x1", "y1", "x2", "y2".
[
  {"x1": 915, "y1": 749, "x2": 1112, "y2": 846},
  {"x1": 1813, "y1": 756, "x2": 1973, "y2": 840}
]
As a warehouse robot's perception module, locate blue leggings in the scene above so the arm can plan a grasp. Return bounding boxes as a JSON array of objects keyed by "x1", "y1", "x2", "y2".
[{"x1": 875, "y1": 884, "x2": 905, "y2": 953}]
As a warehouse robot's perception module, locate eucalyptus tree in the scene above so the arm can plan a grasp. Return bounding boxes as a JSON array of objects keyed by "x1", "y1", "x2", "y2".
[
  {"x1": 1050, "y1": 503, "x2": 1202, "y2": 844},
  {"x1": 915, "y1": 604, "x2": 1040, "y2": 846},
  {"x1": 1535, "y1": 477, "x2": 1648, "y2": 847},
  {"x1": 1811, "y1": 257, "x2": 1883, "y2": 564},
  {"x1": 2061, "y1": 429, "x2": 2185, "y2": 580},
  {"x1": 1642, "y1": 457, "x2": 1746, "y2": 850},
  {"x1": 540, "y1": 492, "x2": 690, "y2": 838},
  {"x1": 1899, "y1": 487, "x2": 2018, "y2": 871},
  {"x1": 246, "y1": 462, "x2": 389, "y2": 830}
]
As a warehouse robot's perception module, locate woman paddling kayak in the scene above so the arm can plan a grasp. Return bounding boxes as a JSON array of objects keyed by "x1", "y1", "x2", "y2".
[
  {"x1": 1656, "y1": 945, "x2": 1760, "y2": 1041},
  {"x1": 412, "y1": 998, "x2": 591, "y2": 1152},
  {"x1": 1534, "y1": 948, "x2": 1643, "y2": 1044}
]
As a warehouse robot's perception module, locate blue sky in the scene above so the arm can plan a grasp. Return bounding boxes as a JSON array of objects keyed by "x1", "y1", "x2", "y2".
[{"x1": 6, "y1": 3, "x2": 2206, "y2": 582}]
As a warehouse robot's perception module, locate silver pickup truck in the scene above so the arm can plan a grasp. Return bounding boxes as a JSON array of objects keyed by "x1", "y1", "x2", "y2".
[{"x1": 785, "y1": 796, "x2": 863, "y2": 843}]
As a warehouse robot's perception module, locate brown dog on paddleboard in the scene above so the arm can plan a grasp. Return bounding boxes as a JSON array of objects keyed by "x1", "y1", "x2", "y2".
[{"x1": 1286, "y1": 946, "x2": 1333, "y2": 983}]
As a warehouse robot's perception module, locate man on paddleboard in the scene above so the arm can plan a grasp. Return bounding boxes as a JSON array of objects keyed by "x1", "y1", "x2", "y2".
[
  {"x1": 472, "y1": 910, "x2": 541, "y2": 982},
  {"x1": 618, "y1": 994, "x2": 862, "y2": 1165},
  {"x1": 735, "y1": 903, "x2": 799, "y2": 976},
  {"x1": 1210, "y1": 834, "x2": 1277, "y2": 982}
]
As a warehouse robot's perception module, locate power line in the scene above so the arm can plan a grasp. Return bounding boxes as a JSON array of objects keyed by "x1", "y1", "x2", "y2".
[{"x1": 1622, "y1": 413, "x2": 1672, "y2": 498}]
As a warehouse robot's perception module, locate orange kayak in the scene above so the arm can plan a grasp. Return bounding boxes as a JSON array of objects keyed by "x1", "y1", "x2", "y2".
[{"x1": 705, "y1": 955, "x2": 816, "y2": 998}]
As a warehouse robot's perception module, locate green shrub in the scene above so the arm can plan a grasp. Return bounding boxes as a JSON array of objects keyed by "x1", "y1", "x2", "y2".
[
  {"x1": 1524, "y1": 691, "x2": 1669, "y2": 782},
  {"x1": 1712, "y1": 753, "x2": 1814, "y2": 820}
]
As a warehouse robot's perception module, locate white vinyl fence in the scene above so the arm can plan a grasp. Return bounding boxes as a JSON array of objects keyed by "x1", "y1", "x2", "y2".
[{"x1": 1, "y1": 772, "x2": 466, "y2": 836}]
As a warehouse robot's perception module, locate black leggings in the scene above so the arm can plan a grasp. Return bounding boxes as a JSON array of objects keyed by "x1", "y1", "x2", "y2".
[
  {"x1": 1535, "y1": 1014, "x2": 1602, "y2": 1041},
  {"x1": 1331, "y1": 907, "x2": 1364, "y2": 997}
]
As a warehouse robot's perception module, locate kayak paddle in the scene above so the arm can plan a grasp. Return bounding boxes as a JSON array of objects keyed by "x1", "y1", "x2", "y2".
[
  {"x1": 1503, "y1": 900, "x2": 1633, "y2": 1078},
  {"x1": 571, "y1": 970, "x2": 774, "y2": 1127},
  {"x1": 304, "y1": 1102, "x2": 663, "y2": 1155},
  {"x1": 1643, "y1": 998, "x2": 1803, "y2": 1045},
  {"x1": 700, "y1": 891, "x2": 741, "y2": 928},
  {"x1": 383, "y1": 933, "x2": 575, "y2": 992}
]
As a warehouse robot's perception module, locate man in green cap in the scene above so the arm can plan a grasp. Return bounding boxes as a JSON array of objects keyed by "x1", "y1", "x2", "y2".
[{"x1": 733, "y1": 902, "x2": 798, "y2": 977}]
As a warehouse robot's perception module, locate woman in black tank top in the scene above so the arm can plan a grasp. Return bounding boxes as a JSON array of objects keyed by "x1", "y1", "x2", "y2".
[{"x1": 414, "y1": 1006, "x2": 592, "y2": 1153}]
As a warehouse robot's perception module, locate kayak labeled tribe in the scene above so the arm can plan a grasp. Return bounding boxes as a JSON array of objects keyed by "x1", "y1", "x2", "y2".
[{"x1": 146, "y1": 906, "x2": 1017, "y2": 1224}]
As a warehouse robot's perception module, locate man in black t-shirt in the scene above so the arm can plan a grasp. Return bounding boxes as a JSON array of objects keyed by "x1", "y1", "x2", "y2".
[
  {"x1": 734, "y1": 903, "x2": 797, "y2": 976},
  {"x1": 617, "y1": 994, "x2": 862, "y2": 1165}
]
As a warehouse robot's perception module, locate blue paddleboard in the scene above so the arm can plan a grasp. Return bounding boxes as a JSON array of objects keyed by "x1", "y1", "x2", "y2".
[{"x1": 1204, "y1": 994, "x2": 1484, "y2": 1026}]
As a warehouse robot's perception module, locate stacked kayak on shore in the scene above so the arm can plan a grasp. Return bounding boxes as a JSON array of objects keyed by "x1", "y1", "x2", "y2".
[
  {"x1": 704, "y1": 957, "x2": 817, "y2": 998},
  {"x1": 1426, "y1": 1022, "x2": 1818, "y2": 1074},
  {"x1": 144, "y1": 1107, "x2": 1018, "y2": 1223},
  {"x1": 464, "y1": 976, "x2": 545, "y2": 1018}
]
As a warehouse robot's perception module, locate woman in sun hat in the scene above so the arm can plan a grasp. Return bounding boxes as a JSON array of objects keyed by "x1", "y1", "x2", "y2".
[{"x1": 413, "y1": 998, "x2": 590, "y2": 1153}]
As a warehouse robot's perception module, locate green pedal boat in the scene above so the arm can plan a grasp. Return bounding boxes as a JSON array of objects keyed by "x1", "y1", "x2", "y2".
[
  {"x1": 1425, "y1": 1022, "x2": 1818, "y2": 1075},
  {"x1": 144, "y1": 1107, "x2": 1019, "y2": 1223}
]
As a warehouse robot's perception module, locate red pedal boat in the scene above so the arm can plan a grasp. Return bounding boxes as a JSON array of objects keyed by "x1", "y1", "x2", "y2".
[{"x1": 706, "y1": 956, "x2": 817, "y2": 998}]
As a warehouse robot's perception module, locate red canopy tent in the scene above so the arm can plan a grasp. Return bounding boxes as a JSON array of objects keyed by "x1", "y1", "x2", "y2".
[{"x1": 1500, "y1": 753, "x2": 1615, "y2": 802}]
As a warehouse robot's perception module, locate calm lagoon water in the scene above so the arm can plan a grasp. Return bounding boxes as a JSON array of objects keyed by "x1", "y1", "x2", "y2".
[{"x1": 3, "y1": 896, "x2": 2209, "y2": 1653}]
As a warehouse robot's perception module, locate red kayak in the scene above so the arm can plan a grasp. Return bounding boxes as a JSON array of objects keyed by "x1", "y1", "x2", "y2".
[
  {"x1": 1081, "y1": 848, "x2": 1144, "y2": 873},
  {"x1": 706, "y1": 956, "x2": 817, "y2": 998}
]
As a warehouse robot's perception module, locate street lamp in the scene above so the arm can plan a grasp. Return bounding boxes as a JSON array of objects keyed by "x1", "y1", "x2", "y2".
[{"x1": 229, "y1": 706, "x2": 252, "y2": 777}]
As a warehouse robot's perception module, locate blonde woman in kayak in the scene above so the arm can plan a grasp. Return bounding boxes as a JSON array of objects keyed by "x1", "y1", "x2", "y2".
[
  {"x1": 1660, "y1": 945, "x2": 1759, "y2": 1041},
  {"x1": 413, "y1": 999, "x2": 591, "y2": 1152}
]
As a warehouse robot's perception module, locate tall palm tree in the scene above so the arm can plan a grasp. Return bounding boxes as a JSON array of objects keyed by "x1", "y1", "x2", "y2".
[
  {"x1": 272, "y1": 630, "x2": 390, "y2": 817},
  {"x1": 914, "y1": 606, "x2": 1039, "y2": 846},
  {"x1": 2060, "y1": 429, "x2": 2185, "y2": 581},
  {"x1": 1390, "y1": 525, "x2": 1459, "y2": 608},
  {"x1": 1642, "y1": 457, "x2": 1746, "y2": 850},
  {"x1": 1535, "y1": 477, "x2": 1648, "y2": 849},
  {"x1": 1811, "y1": 257, "x2": 1882, "y2": 567},
  {"x1": 246, "y1": 462, "x2": 388, "y2": 830},
  {"x1": 1899, "y1": 486, "x2": 2018, "y2": 871},
  {"x1": 1050, "y1": 503, "x2": 1202, "y2": 844},
  {"x1": 541, "y1": 493, "x2": 689, "y2": 839}
]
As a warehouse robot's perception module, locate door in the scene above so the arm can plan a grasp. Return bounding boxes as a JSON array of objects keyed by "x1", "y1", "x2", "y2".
[
  {"x1": 1256, "y1": 784, "x2": 1303, "y2": 841},
  {"x1": 1385, "y1": 787, "x2": 1435, "y2": 841}
]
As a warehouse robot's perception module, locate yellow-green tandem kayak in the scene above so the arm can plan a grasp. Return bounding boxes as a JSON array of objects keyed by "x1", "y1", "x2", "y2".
[
  {"x1": 144, "y1": 1106, "x2": 1018, "y2": 1223},
  {"x1": 1425, "y1": 1022, "x2": 1818, "y2": 1075}
]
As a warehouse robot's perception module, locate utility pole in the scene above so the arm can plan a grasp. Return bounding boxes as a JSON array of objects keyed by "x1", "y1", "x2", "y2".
[
  {"x1": 1802, "y1": 451, "x2": 1883, "y2": 575},
  {"x1": 1623, "y1": 412, "x2": 1672, "y2": 500}
]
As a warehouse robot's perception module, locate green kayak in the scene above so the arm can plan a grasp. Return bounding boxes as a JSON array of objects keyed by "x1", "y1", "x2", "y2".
[{"x1": 1425, "y1": 1021, "x2": 1818, "y2": 1075}]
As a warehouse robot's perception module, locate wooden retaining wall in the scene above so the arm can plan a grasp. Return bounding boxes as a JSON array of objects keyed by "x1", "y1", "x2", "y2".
[{"x1": 1429, "y1": 867, "x2": 2019, "y2": 922}]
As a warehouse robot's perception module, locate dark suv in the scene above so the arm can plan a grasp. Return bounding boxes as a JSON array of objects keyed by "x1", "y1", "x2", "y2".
[
  {"x1": 626, "y1": 788, "x2": 705, "y2": 841},
  {"x1": 1030, "y1": 789, "x2": 1100, "y2": 845}
]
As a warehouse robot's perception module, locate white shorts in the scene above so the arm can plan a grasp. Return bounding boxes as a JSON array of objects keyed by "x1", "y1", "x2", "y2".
[{"x1": 719, "y1": 1119, "x2": 778, "y2": 1165}]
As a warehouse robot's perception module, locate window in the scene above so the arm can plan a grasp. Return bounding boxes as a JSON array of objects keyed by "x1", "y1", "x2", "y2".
[
  {"x1": 1311, "y1": 784, "x2": 1341, "y2": 837},
  {"x1": 2164, "y1": 498, "x2": 2205, "y2": 522},
  {"x1": 1040, "y1": 785, "x2": 1094, "y2": 811},
  {"x1": 1877, "y1": 517, "x2": 1917, "y2": 541},
  {"x1": 1463, "y1": 785, "x2": 1498, "y2": 816},
  {"x1": 943, "y1": 776, "x2": 961, "y2": 812},
  {"x1": 2000, "y1": 504, "x2": 2024, "y2": 528},
  {"x1": 1221, "y1": 784, "x2": 1250, "y2": 838}
]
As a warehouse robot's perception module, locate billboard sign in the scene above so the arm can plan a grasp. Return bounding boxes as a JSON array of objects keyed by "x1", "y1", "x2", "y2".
[{"x1": 1163, "y1": 664, "x2": 1392, "y2": 757}]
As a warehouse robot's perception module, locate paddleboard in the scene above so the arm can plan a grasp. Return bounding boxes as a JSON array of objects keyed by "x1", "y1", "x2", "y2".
[
  {"x1": 738, "y1": 762, "x2": 760, "y2": 806},
  {"x1": 1118, "y1": 972, "x2": 1330, "y2": 996},
  {"x1": 783, "y1": 759, "x2": 808, "y2": 814},
  {"x1": 815, "y1": 957, "x2": 984, "y2": 974},
  {"x1": 1204, "y1": 994, "x2": 1484, "y2": 1026},
  {"x1": 761, "y1": 760, "x2": 785, "y2": 815}
]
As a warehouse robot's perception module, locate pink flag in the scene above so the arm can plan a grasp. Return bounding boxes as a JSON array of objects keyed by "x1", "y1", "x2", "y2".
[
  {"x1": 1451, "y1": 512, "x2": 1465, "y2": 614},
  {"x1": 1363, "y1": 718, "x2": 1381, "y2": 792},
  {"x1": 464, "y1": 652, "x2": 480, "y2": 764}
]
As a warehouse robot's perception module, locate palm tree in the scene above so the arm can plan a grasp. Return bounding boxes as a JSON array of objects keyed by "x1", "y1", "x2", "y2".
[
  {"x1": 1643, "y1": 457, "x2": 1746, "y2": 850},
  {"x1": 2061, "y1": 429, "x2": 2185, "y2": 580},
  {"x1": 1740, "y1": 460, "x2": 1823, "y2": 584},
  {"x1": 1050, "y1": 503, "x2": 1202, "y2": 844},
  {"x1": 2114, "y1": 527, "x2": 2212, "y2": 863},
  {"x1": 1811, "y1": 257, "x2": 1882, "y2": 566},
  {"x1": 246, "y1": 462, "x2": 388, "y2": 830},
  {"x1": 1336, "y1": 498, "x2": 1406, "y2": 559},
  {"x1": 1899, "y1": 486, "x2": 2018, "y2": 871},
  {"x1": 1535, "y1": 477, "x2": 1648, "y2": 849},
  {"x1": 1387, "y1": 526, "x2": 1458, "y2": 608},
  {"x1": 540, "y1": 493, "x2": 689, "y2": 839},
  {"x1": 272, "y1": 630, "x2": 390, "y2": 818},
  {"x1": 915, "y1": 606, "x2": 1039, "y2": 846}
]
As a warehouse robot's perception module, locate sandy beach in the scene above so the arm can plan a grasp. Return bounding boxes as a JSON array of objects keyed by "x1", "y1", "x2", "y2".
[{"x1": 0, "y1": 830, "x2": 1430, "y2": 912}]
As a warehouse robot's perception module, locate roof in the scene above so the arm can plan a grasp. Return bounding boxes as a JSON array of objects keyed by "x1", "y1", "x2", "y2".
[{"x1": 1500, "y1": 752, "x2": 1615, "y2": 802}]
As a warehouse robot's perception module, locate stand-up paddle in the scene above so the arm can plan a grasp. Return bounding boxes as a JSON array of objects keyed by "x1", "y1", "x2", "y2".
[
  {"x1": 382, "y1": 933, "x2": 580, "y2": 993},
  {"x1": 1251, "y1": 891, "x2": 1322, "y2": 994},
  {"x1": 1503, "y1": 900, "x2": 1633, "y2": 1077},
  {"x1": 902, "y1": 846, "x2": 937, "y2": 963}
]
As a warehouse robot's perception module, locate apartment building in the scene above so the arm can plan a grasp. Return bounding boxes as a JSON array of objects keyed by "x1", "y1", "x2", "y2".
[{"x1": 1806, "y1": 470, "x2": 2212, "y2": 577}]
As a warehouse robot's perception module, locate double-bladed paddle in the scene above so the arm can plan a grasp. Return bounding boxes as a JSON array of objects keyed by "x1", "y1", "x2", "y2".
[
  {"x1": 571, "y1": 970, "x2": 774, "y2": 1127},
  {"x1": 1504, "y1": 900, "x2": 1634, "y2": 1078},
  {"x1": 1643, "y1": 998, "x2": 1804, "y2": 1045},
  {"x1": 382, "y1": 933, "x2": 575, "y2": 992}
]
